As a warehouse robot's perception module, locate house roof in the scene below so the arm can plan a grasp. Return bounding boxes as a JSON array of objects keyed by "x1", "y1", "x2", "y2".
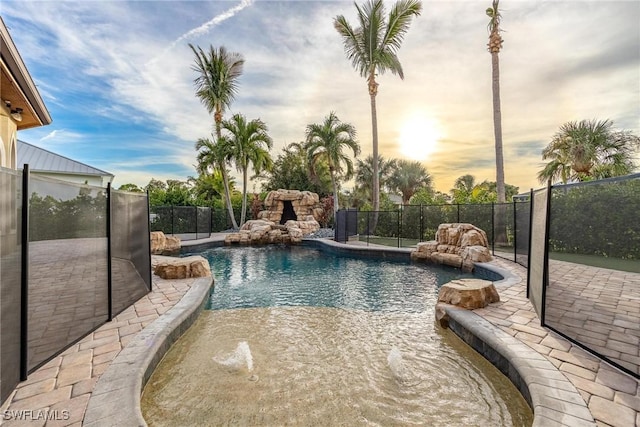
[
  {"x1": 0, "y1": 17, "x2": 52, "y2": 130},
  {"x1": 17, "y1": 140, "x2": 114, "y2": 178}
]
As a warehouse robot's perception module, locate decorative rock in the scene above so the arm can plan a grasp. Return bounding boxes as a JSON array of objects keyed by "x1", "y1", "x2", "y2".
[
  {"x1": 150, "y1": 231, "x2": 165, "y2": 253},
  {"x1": 224, "y1": 215, "x2": 321, "y2": 245},
  {"x1": 437, "y1": 278, "x2": 500, "y2": 309},
  {"x1": 153, "y1": 255, "x2": 211, "y2": 279},
  {"x1": 150, "y1": 231, "x2": 180, "y2": 254},
  {"x1": 461, "y1": 245, "x2": 493, "y2": 271},
  {"x1": 411, "y1": 223, "x2": 492, "y2": 272},
  {"x1": 435, "y1": 304, "x2": 450, "y2": 328},
  {"x1": 259, "y1": 189, "x2": 324, "y2": 224}
]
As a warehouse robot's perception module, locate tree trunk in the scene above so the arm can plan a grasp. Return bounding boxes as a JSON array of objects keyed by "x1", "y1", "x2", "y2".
[
  {"x1": 220, "y1": 167, "x2": 238, "y2": 230},
  {"x1": 240, "y1": 167, "x2": 248, "y2": 227},
  {"x1": 491, "y1": 51, "x2": 505, "y2": 204},
  {"x1": 330, "y1": 170, "x2": 339, "y2": 216},
  {"x1": 369, "y1": 72, "x2": 380, "y2": 234},
  {"x1": 491, "y1": 50, "x2": 507, "y2": 245},
  {"x1": 216, "y1": 115, "x2": 238, "y2": 230}
]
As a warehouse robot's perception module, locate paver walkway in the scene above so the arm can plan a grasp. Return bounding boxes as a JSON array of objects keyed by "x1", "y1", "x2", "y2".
[
  {"x1": 1, "y1": 241, "x2": 638, "y2": 426},
  {"x1": 479, "y1": 258, "x2": 640, "y2": 427},
  {"x1": 1, "y1": 276, "x2": 198, "y2": 426},
  {"x1": 545, "y1": 259, "x2": 640, "y2": 377}
]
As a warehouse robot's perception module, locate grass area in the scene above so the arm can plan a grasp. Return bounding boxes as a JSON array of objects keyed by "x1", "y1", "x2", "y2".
[
  {"x1": 549, "y1": 252, "x2": 640, "y2": 273},
  {"x1": 356, "y1": 235, "x2": 419, "y2": 248}
]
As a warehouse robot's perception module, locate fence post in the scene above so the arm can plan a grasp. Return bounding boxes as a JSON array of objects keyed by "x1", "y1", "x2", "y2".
[
  {"x1": 540, "y1": 180, "x2": 553, "y2": 326},
  {"x1": 397, "y1": 208, "x2": 401, "y2": 248},
  {"x1": 367, "y1": 212, "x2": 370, "y2": 246},
  {"x1": 195, "y1": 206, "x2": 198, "y2": 239},
  {"x1": 526, "y1": 188, "x2": 534, "y2": 299},
  {"x1": 491, "y1": 203, "x2": 495, "y2": 255},
  {"x1": 171, "y1": 206, "x2": 174, "y2": 235},
  {"x1": 20, "y1": 164, "x2": 30, "y2": 381},
  {"x1": 457, "y1": 204, "x2": 460, "y2": 223},
  {"x1": 420, "y1": 205, "x2": 424, "y2": 242},
  {"x1": 107, "y1": 183, "x2": 113, "y2": 321},
  {"x1": 513, "y1": 200, "x2": 517, "y2": 262},
  {"x1": 147, "y1": 191, "x2": 152, "y2": 291}
]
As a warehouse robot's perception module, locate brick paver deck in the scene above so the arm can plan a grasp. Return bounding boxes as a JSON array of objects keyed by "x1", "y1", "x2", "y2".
[
  {"x1": 1, "y1": 275, "x2": 198, "y2": 426},
  {"x1": 1, "y1": 241, "x2": 638, "y2": 426},
  {"x1": 545, "y1": 259, "x2": 640, "y2": 377},
  {"x1": 480, "y1": 258, "x2": 640, "y2": 427}
]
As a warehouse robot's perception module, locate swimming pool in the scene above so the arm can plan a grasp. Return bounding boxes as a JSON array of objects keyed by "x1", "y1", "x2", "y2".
[{"x1": 142, "y1": 245, "x2": 532, "y2": 426}]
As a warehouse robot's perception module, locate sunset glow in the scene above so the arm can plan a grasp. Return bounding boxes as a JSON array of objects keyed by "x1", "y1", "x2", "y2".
[{"x1": 398, "y1": 116, "x2": 442, "y2": 160}]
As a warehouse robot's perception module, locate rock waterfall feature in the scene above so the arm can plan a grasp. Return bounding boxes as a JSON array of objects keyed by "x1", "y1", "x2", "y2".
[
  {"x1": 410, "y1": 223, "x2": 492, "y2": 272},
  {"x1": 225, "y1": 189, "x2": 324, "y2": 245}
]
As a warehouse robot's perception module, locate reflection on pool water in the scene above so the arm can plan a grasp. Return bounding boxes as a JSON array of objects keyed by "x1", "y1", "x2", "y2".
[{"x1": 142, "y1": 245, "x2": 533, "y2": 426}]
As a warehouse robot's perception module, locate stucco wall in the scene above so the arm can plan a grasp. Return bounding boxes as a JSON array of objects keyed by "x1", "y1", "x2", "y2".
[{"x1": 0, "y1": 110, "x2": 18, "y2": 169}]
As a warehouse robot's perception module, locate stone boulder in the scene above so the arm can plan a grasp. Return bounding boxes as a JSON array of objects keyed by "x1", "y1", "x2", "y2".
[
  {"x1": 437, "y1": 278, "x2": 500, "y2": 309},
  {"x1": 435, "y1": 278, "x2": 500, "y2": 327},
  {"x1": 152, "y1": 255, "x2": 211, "y2": 279},
  {"x1": 411, "y1": 223, "x2": 492, "y2": 272},
  {"x1": 258, "y1": 189, "x2": 324, "y2": 223},
  {"x1": 224, "y1": 218, "x2": 320, "y2": 245},
  {"x1": 150, "y1": 231, "x2": 181, "y2": 255}
]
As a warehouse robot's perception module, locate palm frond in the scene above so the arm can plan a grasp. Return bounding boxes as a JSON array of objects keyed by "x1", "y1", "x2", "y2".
[{"x1": 383, "y1": 0, "x2": 422, "y2": 53}]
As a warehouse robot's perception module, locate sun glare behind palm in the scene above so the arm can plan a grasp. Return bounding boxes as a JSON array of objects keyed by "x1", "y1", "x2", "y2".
[{"x1": 398, "y1": 115, "x2": 441, "y2": 160}]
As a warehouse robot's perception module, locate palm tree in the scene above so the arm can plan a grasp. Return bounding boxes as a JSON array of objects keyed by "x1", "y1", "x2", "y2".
[
  {"x1": 450, "y1": 174, "x2": 478, "y2": 204},
  {"x1": 195, "y1": 135, "x2": 236, "y2": 197},
  {"x1": 537, "y1": 119, "x2": 640, "y2": 184},
  {"x1": 222, "y1": 113, "x2": 273, "y2": 226},
  {"x1": 195, "y1": 136, "x2": 239, "y2": 229},
  {"x1": 334, "y1": 0, "x2": 422, "y2": 217},
  {"x1": 355, "y1": 155, "x2": 397, "y2": 199},
  {"x1": 305, "y1": 112, "x2": 361, "y2": 214},
  {"x1": 190, "y1": 43, "x2": 244, "y2": 228},
  {"x1": 487, "y1": 0, "x2": 506, "y2": 204},
  {"x1": 388, "y1": 160, "x2": 432, "y2": 204}
]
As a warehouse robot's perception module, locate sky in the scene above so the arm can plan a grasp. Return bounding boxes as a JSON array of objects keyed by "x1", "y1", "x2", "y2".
[{"x1": 3, "y1": 0, "x2": 639, "y2": 194}]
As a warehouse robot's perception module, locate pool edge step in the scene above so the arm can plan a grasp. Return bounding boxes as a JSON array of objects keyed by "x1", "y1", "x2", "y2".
[
  {"x1": 83, "y1": 277, "x2": 213, "y2": 427},
  {"x1": 445, "y1": 306, "x2": 596, "y2": 427}
]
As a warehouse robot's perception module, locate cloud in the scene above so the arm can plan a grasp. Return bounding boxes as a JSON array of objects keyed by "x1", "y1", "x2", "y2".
[
  {"x1": 38, "y1": 129, "x2": 83, "y2": 143},
  {"x1": 171, "y1": 0, "x2": 254, "y2": 47},
  {"x1": 40, "y1": 129, "x2": 62, "y2": 142},
  {"x1": 152, "y1": 0, "x2": 255, "y2": 63},
  {"x1": 3, "y1": 0, "x2": 638, "y2": 195}
]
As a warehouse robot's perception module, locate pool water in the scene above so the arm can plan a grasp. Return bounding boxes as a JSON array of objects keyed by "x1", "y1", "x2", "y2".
[
  {"x1": 142, "y1": 245, "x2": 533, "y2": 426},
  {"x1": 203, "y1": 245, "x2": 473, "y2": 311}
]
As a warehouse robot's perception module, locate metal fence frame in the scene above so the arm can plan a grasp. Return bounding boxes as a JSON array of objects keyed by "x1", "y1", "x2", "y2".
[
  {"x1": 335, "y1": 202, "x2": 529, "y2": 267},
  {"x1": 0, "y1": 165, "x2": 152, "y2": 404},
  {"x1": 527, "y1": 173, "x2": 640, "y2": 380}
]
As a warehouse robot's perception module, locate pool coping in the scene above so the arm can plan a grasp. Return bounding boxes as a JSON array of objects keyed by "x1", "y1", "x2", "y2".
[
  {"x1": 86, "y1": 238, "x2": 598, "y2": 426},
  {"x1": 82, "y1": 276, "x2": 213, "y2": 427},
  {"x1": 445, "y1": 307, "x2": 595, "y2": 426}
]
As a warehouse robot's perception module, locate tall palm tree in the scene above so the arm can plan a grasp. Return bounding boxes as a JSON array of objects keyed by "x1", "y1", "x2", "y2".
[
  {"x1": 537, "y1": 119, "x2": 640, "y2": 184},
  {"x1": 195, "y1": 136, "x2": 239, "y2": 229},
  {"x1": 487, "y1": 0, "x2": 506, "y2": 204},
  {"x1": 388, "y1": 160, "x2": 432, "y2": 204},
  {"x1": 334, "y1": 0, "x2": 422, "y2": 217},
  {"x1": 190, "y1": 43, "x2": 244, "y2": 228},
  {"x1": 306, "y1": 112, "x2": 361, "y2": 214},
  {"x1": 222, "y1": 113, "x2": 273, "y2": 226}
]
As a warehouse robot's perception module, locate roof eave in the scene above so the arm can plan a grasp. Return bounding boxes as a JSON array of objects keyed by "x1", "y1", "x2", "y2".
[{"x1": 0, "y1": 17, "x2": 52, "y2": 127}]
